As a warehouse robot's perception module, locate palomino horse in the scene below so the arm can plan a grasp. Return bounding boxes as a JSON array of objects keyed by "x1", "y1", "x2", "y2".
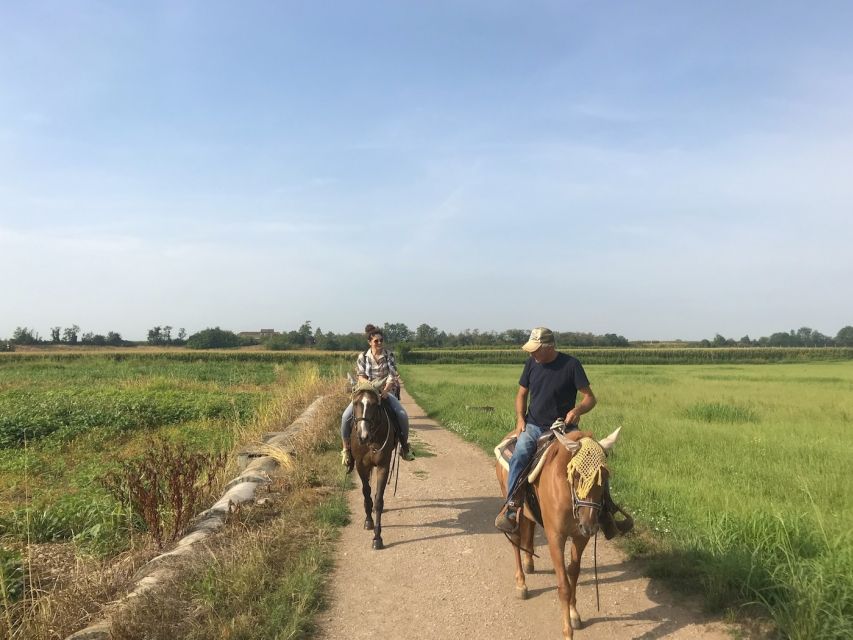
[
  {"x1": 350, "y1": 379, "x2": 398, "y2": 550},
  {"x1": 496, "y1": 427, "x2": 621, "y2": 640}
]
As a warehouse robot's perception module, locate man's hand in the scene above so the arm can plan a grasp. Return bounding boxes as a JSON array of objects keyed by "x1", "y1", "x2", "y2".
[
  {"x1": 564, "y1": 408, "x2": 582, "y2": 426},
  {"x1": 513, "y1": 416, "x2": 526, "y2": 436}
]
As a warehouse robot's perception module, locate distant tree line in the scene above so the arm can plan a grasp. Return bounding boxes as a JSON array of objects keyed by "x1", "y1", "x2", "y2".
[
  {"x1": 3, "y1": 324, "x2": 188, "y2": 348},
  {"x1": 5, "y1": 322, "x2": 851, "y2": 351},
  {"x1": 147, "y1": 326, "x2": 188, "y2": 346},
  {"x1": 7, "y1": 325, "x2": 130, "y2": 347},
  {"x1": 262, "y1": 322, "x2": 629, "y2": 351},
  {"x1": 702, "y1": 326, "x2": 853, "y2": 348}
]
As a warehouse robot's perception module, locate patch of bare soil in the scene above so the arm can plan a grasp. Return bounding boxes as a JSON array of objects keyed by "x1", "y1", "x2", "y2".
[{"x1": 318, "y1": 390, "x2": 741, "y2": 640}]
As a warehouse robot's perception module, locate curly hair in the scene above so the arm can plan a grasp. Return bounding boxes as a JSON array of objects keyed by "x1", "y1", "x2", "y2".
[{"x1": 365, "y1": 324, "x2": 384, "y2": 340}]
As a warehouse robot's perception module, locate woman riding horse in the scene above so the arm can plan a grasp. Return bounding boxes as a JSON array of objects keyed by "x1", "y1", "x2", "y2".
[{"x1": 341, "y1": 324, "x2": 414, "y2": 471}]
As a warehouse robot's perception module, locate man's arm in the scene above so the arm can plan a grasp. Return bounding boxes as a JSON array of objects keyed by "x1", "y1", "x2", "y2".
[
  {"x1": 565, "y1": 386, "x2": 596, "y2": 426},
  {"x1": 514, "y1": 385, "x2": 529, "y2": 435}
]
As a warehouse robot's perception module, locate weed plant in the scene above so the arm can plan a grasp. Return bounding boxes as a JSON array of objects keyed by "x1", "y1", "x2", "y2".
[
  {"x1": 101, "y1": 442, "x2": 227, "y2": 549},
  {"x1": 402, "y1": 362, "x2": 853, "y2": 640}
]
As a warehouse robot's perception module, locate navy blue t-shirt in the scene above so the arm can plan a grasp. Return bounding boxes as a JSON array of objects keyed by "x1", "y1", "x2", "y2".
[{"x1": 519, "y1": 352, "x2": 590, "y2": 428}]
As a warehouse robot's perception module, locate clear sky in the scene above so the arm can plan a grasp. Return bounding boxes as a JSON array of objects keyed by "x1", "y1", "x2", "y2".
[{"x1": 2, "y1": 1, "x2": 851, "y2": 341}]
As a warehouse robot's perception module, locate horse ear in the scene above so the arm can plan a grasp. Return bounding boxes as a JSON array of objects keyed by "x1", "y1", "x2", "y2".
[
  {"x1": 371, "y1": 376, "x2": 387, "y2": 392},
  {"x1": 598, "y1": 426, "x2": 622, "y2": 452}
]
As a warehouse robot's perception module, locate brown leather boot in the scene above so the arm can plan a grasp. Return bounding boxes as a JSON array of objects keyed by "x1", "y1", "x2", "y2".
[
  {"x1": 599, "y1": 509, "x2": 618, "y2": 540},
  {"x1": 495, "y1": 501, "x2": 520, "y2": 533},
  {"x1": 601, "y1": 487, "x2": 633, "y2": 538}
]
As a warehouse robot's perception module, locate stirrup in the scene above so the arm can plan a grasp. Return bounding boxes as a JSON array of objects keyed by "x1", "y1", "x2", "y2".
[
  {"x1": 495, "y1": 503, "x2": 520, "y2": 533},
  {"x1": 400, "y1": 444, "x2": 415, "y2": 461}
]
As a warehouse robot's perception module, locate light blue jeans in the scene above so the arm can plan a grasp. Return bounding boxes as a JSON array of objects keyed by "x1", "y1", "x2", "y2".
[
  {"x1": 341, "y1": 393, "x2": 409, "y2": 444},
  {"x1": 505, "y1": 421, "x2": 578, "y2": 505}
]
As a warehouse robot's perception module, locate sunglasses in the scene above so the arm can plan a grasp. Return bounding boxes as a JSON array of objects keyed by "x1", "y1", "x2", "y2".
[{"x1": 372, "y1": 338, "x2": 384, "y2": 344}]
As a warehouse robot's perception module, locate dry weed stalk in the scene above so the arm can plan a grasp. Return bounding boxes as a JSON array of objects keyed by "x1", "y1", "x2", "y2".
[{"x1": 101, "y1": 442, "x2": 227, "y2": 549}]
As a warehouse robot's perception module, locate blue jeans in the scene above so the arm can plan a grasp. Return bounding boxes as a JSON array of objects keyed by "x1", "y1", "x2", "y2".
[
  {"x1": 505, "y1": 421, "x2": 578, "y2": 505},
  {"x1": 341, "y1": 393, "x2": 409, "y2": 444},
  {"x1": 506, "y1": 422, "x2": 545, "y2": 504}
]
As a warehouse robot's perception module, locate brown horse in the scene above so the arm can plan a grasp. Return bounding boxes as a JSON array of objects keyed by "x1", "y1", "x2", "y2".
[
  {"x1": 496, "y1": 427, "x2": 621, "y2": 640},
  {"x1": 350, "y1": 379, "x2": 398, "y2": 550}
]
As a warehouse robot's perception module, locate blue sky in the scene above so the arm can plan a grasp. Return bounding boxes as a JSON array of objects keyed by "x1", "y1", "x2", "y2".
[{"x1": 2, "y1": 1, "x2": 851, "y2": 341}]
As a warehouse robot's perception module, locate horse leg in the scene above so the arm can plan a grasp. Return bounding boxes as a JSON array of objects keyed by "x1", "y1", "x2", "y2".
[
  {"x1": 546, "y1": 530, "x2": 574, "y2": 640},
  {"x1": 521, "y1": 515, "x2": 535, "y2": 574},
  {"x1": 567, "y1": 536, "x2": 589, "y2": 631},
  {"x1": 371, "y1": 465, "x2": 390, "y2": 550},
  {"x1": 358, "y1": 465, "x2": 374, "y2": 530},
  {"x1": 511, "y1": 525, "x2": 528, "y2": 599}
]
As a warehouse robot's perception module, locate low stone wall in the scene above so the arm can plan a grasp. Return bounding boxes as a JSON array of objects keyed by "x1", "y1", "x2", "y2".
[{"x1": 66, "y1": 394, "x2": 333, "y2": 640}]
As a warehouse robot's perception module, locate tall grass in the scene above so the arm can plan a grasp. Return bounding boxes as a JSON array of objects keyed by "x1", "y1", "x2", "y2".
[
  {"x1": 109, "y1": 389, "x2": 349, "y2": 640},
  {"x1": 402, "y1": 362, "x2": 853, "y2": 640},
  {"x1": 0, "y1": 356, "x2": 346, "y2": 640}
]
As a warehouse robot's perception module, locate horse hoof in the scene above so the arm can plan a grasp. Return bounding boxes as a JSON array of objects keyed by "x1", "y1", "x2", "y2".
[
  {"x1": 515, "y1": 586, "x2": 528, "y2": 600},
  {"x1": 523, "y1": 560, "x2": 534, "y2": 574},
  {"x1": 570, "y1": 615, "x2": 583, "y2": 630},
  {"x1": 372, "y1": 538, "x2": 384, "y2": 550},
  {"x1": 364, "y1": 519, "x2": 374, "y2": 530}
]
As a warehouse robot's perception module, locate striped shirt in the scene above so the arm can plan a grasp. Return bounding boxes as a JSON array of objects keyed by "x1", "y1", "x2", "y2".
[{"x1": 357, "y1": 348, "x2": 400, "y2": 385}]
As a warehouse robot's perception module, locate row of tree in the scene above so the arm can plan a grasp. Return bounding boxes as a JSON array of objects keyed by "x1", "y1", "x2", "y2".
[
  {"x1": 4, "y1": 322, "x2": 852, "y2": 351},
  {"x1": 703, "y1": 326, "x2": 853, "y2": 348},
  {"x1": 7, "y1": 325, "x2": 129, "y2": 347},
  {"x1": 255, "y1": 321, "x2": 629, "y2": 351},
  {"x1": 4, "y1": 325, "x2": 189, "y2": 348}
]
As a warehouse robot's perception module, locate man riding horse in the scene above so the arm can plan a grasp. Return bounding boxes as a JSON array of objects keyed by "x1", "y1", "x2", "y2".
[{"x1": 495, "y1": 327, "x2": 629, "y2": 539}]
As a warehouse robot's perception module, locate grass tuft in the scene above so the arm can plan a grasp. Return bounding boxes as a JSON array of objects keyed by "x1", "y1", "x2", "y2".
[{"x1": 685, "y1": 402, "x2": 760, "y2": 423}]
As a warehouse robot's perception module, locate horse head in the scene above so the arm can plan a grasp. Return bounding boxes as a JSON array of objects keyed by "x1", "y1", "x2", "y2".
[
  {"x1": 351, "y1": 377, "x2": 388, "y2": 444},
  {"x1": 563, "y1": 427, "x2": 621, "y2": 538}
]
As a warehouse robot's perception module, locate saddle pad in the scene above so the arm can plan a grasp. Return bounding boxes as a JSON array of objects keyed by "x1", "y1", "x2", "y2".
[{"x1": 494, "y1": 437, "x2": 554, "y2": 484}]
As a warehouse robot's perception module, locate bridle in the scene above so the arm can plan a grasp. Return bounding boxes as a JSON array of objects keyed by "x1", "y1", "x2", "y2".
[
  {"x1": 570, "y1": 474, "x2": 604, "y2": 521},
  {"x1": 353, "y1": 392, "x2": 393, "y2": 454}
]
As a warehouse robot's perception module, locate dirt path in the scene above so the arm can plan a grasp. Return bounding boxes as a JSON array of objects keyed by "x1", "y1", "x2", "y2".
[{"x1": 318, "y1": 391, "x2": 736, "y2": 640}]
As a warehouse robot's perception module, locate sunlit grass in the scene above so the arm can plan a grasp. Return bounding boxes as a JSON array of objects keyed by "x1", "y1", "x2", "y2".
[
  {"x1": 0, "y1": 354, "x2": 348, "y2": 640},
  {"x1": 403, "y1": 362, "x2": 853, "y2": 640}
]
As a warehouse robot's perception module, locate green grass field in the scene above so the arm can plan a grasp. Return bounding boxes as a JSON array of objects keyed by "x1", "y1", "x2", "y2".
[
  {"x1": 402, "y1": 362, "x2": 853, "y2": 640},
  {"x1": 0, "y1": 352, "x2": 351, "y2": 640},
  {"x1": 0, "y1": 354, "x2": 345, "y2": 554}
]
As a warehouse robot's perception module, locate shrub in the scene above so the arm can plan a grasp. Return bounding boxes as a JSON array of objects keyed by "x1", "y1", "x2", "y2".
[
  {"x1": 186, "y1": 327, "x2": 242, "y2": 349},
  {"x1": 101, "y1": 440, "x2": 227, "y2": 549}
]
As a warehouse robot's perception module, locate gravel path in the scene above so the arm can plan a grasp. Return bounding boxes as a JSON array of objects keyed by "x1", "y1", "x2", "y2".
[{"x1": 318, "y1": 390, "x2": 736, "y2": 640}]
